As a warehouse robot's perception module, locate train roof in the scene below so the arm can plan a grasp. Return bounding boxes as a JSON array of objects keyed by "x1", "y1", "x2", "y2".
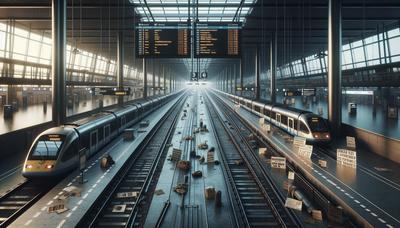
[
  {"x1": 273, "y1": 104, "x2": 311, "y2": 114},
  {"x1": 105, "y1": 105, "x2": 137, "y2": 116},
  {"x1": 68, "y1": 112, "x2": 114, "y2": 126},
  {"x1": 40, "y1": 126, "x2": 76, "y2": 136}
]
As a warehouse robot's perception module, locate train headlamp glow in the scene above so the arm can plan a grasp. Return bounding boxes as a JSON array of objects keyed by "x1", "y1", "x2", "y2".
[
  {"x1": 314, "y1": 134, "x2": 319, "y2": 138},
  {"x1": 25, "y1": 164, "x2": 33, "y2": 169},
  {"x1": 46, "y1": 164, "x2": 54, "y2": 169},
  {"x1": 325, "y1": 134, "x2": 330, "y2": 138}
]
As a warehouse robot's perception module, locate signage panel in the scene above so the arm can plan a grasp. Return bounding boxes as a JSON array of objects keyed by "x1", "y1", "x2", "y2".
[
  {"x1": 271, "y1": 156, "x2": 286, "y2": 169},
  {"x1": 136, "y1": 23, "x2": 190, "y2": 58},
  {"x1": 195, "y1": 23, "x2": 241, "y2": 58}
]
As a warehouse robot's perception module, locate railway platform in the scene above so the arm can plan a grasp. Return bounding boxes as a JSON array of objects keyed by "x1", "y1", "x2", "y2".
[
  {"x1": 9, "y1": 94, "x2": 183, "y2": 228},
  {"x1": 144, "y1": 91, "x2": 235, "y2": 227},
  {"x1": 213, "y1": 90, "x2": 400, "y2": 228}
]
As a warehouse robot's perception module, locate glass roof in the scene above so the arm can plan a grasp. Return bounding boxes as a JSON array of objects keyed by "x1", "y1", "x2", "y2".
[{"x1": 129, "y1": 0, "x2": 257, "y2": 23}]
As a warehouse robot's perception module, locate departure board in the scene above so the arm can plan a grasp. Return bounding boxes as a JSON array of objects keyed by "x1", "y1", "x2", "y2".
[
  {"x1": 195, "y1": 23, "x2": 241, "y2": 58},
  {"x1": 136, "y1": 23, "x2": 190, "y2": 58}
]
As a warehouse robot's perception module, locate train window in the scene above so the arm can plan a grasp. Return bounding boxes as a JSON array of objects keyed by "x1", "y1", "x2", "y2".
[
  {"x1": 29, "y1": 135, "x2": 65, "y2": 160},
  {"x1": 307, "y1": 117, "x2": 329, "y2": 132},
  {"x1": 104, "y1": 125, "x2": 110, "y2": 139},
  {"x1": 270, "y1": 111, "x2": 275, "y2": 119},
  {"x1": 98, "y1": 127, "x2": 104, "y2": 141},
  {"x1": 121, "y1": 116, "x2": 126, "y2": 126},
  {"x1": 111, "y1": 121, "x2": 118, "y2": 132},
  {"x1": 276, "y1": 113, "x2": 281, "y2": 123},
  {"x1": 254, "y1": 105, "x2": 260, "y2": 113},
  {"x1": 263, "y1": 109, "x2": 270, "y2": 117},
  {"x1": 61, "y1": 141, "x2": 78, "y2": 162},
  {"x1": 80, "y1": 134, "x2": 90, "y2": 150},
  {"x1": 247, "y1": 102, "x2": 252, "y2": 108},
  {"x1": 91, "y1": 132, "x2": 97, "y2": 147},
  {"x1": 288, "y1": 118, "x2": 294, "y2": 129},
  {"x1": 281, "y1": 115, "x2": 288, "y2": 126},
  {"x1": 300, "y1": 121, "x2": 310, "y2": 134},
  {"x1": 294, "y1": 119, "x2": 298, "y2": 130}
]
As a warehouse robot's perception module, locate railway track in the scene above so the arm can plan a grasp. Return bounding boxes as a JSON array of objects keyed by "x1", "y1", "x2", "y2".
[
  {"x1": 204, "y1": 92, "x2": 301, "y2": 228},
  {"x1": 77, "y1": 94, "x2": 186, "y2": 228},
  {"x1": 209, "y1": 91, "x2": 361, "y2": 227},
  {"x1": 0, "y1": 180, "x2": 56, "y2": 227}
]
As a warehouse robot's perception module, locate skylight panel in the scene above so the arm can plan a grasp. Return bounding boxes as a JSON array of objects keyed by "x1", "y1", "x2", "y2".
[{"x1": 131, "y1": 0, "x2": 256, "y2": 23}]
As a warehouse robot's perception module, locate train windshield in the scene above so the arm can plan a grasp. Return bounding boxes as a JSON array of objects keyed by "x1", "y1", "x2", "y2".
[
  {"x1": 29, "y1": 135, "x2": 65, "y2": 160},
  {"x1": 307, "y1": 117, "x2": 329, "y2": 132}
]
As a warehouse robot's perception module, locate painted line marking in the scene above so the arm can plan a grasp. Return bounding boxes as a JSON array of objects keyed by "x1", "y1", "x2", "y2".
[
  {"x1": 77, "y1": 199, "x2": 83, "y2": 205},
  {"x1": 72, "y1": 206, "x2": 78, "y2": 211},
  {"x1": 83, "y1": 193, "x2": 89, "y2": 199},
  {"x1": 46, "y1": 200, "x2": 53, "y2": 205},
  {"x1": 56, "y1": 219, "x2": 66, "y2": 228},
  {"x1": 24, "y1": 219, "x2": 32, "y2": 226},
  {"x1": 379, "y1": 218, "x2": 387, "y2": 224},
  {"x1": 66, "y1": 212, "x2": 72, "y2": 218},
  {"x1": 33, "y1": 212, "x2": 41, "y2": 218}
]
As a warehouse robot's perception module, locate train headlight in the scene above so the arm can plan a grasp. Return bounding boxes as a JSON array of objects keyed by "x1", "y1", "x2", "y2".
[
  {"x1": 314, "y1": 134, "x2": 319, "y2": 138},
  {"x1": 325, "y1": 134, "x2": 330, "y2": 139},
  {"x1": 25, "y1": 164, "x2": 33, "y2": 169},
  {"x1": 46, "y1": 164, "x2": 54, "y2": 169}
]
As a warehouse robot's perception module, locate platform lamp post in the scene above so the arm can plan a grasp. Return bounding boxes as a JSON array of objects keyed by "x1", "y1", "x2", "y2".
[{"x1": 51, "y1": 0, "x2": 66, "y2": 125}]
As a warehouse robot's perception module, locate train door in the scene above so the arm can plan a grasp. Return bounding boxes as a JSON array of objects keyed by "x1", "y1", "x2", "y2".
[
  {"x1": 276, "y1": 113, "x2": 281, "y2": 127},
  {"x1": 288, "y1": 117, "x2": 295, "y2": 135},
  {"x1": 104, "y1": 124, "x2": 111, "y2": 143},
  {"x1": 90, "y1": 130, "x2": 98, "y2": 155}
]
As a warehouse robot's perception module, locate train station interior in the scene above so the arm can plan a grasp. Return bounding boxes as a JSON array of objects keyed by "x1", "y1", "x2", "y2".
[{"x1": 0, "y1": 0, "x2": 399, "y2": 227}]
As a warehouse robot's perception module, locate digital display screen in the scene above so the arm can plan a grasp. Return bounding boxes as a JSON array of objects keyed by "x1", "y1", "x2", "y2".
[
  {"x1": 136, "y1": 23, "x2": 190, "y2": 58},
  {"x1": 195, "y1": 23, "x2": 241, "y2": 58}
]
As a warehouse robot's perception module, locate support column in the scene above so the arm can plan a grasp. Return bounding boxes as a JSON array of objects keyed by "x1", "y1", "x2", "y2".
[
  {"x1": 270, "y1": 33, "x2": 277, "y2": 104},
  {"x1": 162, "y1": 66, "x2": 166, "y2": 94},
  {"x1": 328, "y1": 0, "x2": 342, "y2": 134},
  {"x1": 231, "y1": 64, "x2": 235, "y2": 94},
  {"x1": 228, "y1": 66, "x2": 231, "y2": 93},
  {"x1": 169, "y1": 69, "x2": 172, "y2": 93},
  {"x1": 225, "y1": 68, "x2": 228, "y2": 92},
  {"x1": 117, "y1": 31, "x2": 124, "y2": 105},
  {"x1": 158, "y1": 64, "x2": 161, "y2": 95},
  {"x1": 143, "y1": 58, "x2": 147, "y2": 98},
  {"x1": 172, "y1": 76, "x2": 175, "y2": 92},
  {"x1": 255, "y1": 46, "x2": 260, "y2": 100},
  {"x1": 235, "y1": 62, "x2": 238, "y2": 95},
  {"x1": 240, "y1": 58, "x2": 244, "y2": 96},
  {"x1": 52, "y1": 0, "x2": 66, "y2": 125},
  {"x1": 152, "y1": 60, "x2": 156, "y2": 96}
]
